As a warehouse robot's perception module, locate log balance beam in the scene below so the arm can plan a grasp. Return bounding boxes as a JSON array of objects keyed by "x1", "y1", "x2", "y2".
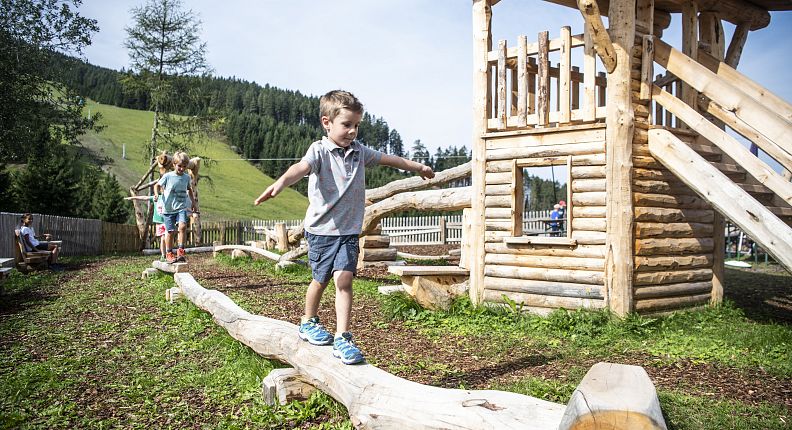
[{"x1": 169, "y1": 272, "x2": 667, "y2": 429}]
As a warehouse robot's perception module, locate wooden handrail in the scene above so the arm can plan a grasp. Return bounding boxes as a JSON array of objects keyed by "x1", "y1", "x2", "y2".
[
  {"x1": 697, "y1": 96, "x2": 792, "y2": 174},
  {"x1": 652, "y1": 85, "x2": 792, "y2": 207},
  {"x1": 696, "y1": 49, "x2": 792, "y2": 123},
  {"x1": 653, "y1": 36, "x2": 792, "y2": 156},
  {"x1": 648, "y1": 129, "x2": 792, "y2": 271}
]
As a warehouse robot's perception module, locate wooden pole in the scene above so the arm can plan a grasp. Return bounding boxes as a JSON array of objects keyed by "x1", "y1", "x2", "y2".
[
  {"x1": 724, "y1": 21, "x2": 749, "y2": 68},
  {"x1": 698, "y1": 12, "x2": 725, "y2": 306},
  {"x1": 274, "y1": 222, "x2": 289, "y2": 252},
  {"x1": 604, "y1": 0, "x2": 635, "y2": 316},
  {"x1": 470, "y1": 0, "x2": 492, "y2": 306},
  {"x1": 576, "y1": 0, "x2": 617, "y2": 73}
]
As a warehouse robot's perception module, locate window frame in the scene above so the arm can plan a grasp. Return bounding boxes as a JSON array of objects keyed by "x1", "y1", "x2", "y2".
[{"x1": 507, "y1": 156, "x2": 576, "y2": 246}]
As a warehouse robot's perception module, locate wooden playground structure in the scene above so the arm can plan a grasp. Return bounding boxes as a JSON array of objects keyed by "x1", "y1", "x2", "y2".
[{"x1": 149, "y1": 1, "x2": 792, "y2": 428}]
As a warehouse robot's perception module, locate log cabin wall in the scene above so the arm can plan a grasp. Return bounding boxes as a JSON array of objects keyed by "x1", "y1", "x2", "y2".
[
  {"x1": 482, "y1": 126, "x2": 608, "y2": 315},
  {"x1": 632, "y1": 1, "x2": 717, "y2": 315}
]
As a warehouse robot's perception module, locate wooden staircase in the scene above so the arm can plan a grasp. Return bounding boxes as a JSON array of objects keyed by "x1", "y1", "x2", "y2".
[{"x1": 647, "y1": 38, "x2": 792, "y2": 272}]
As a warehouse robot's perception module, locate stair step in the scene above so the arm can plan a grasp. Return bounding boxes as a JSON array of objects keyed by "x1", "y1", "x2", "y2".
[
  {"x1": 0, "y1": 258, "x2": 14, "y2": 268},
  {"x1": 710, "y1": 162, "x2": 746, "y2": 179},
  {"x1": 737, "y1": 184, "x2": 775, "y2": 201},
  {"x1": 687, "y1": 142, "x2": 722, "y2": 159},
  {"x1": 768, "y1": 206, "x2": 792, "y2": 217}
]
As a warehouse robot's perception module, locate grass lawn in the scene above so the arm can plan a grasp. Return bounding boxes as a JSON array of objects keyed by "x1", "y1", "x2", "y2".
[
  {"x1": 1, "y1": 256, "x2": 789, "y2": 429},
  {"x1": 79, "y1": 101, "x2": 308, "y2": 221}
]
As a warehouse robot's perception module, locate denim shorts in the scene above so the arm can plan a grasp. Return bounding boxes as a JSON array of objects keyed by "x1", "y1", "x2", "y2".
[
  {"x1": 162, "y1": 210, "x2": 189, "y2": 232},
  {"x1": 305, "y1": 232, "x2": 359, "y2": 283}
]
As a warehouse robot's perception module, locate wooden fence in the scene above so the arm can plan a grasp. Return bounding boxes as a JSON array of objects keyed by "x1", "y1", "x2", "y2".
[
  {"x1": 1, "y1": 212, "x2": 141, "y2": 257},
  {"x1": 148, "y1": 219, "x2": 304, "y2": 248}
]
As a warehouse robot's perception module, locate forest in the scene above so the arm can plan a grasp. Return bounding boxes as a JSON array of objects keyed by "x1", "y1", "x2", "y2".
[{"x1": 55, "y1": 55, "x2": 472, "y2": 194}]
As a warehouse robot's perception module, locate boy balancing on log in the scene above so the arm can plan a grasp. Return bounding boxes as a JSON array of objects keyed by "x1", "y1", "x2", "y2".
[
  {"x1": 254, "y1": 90, "x2": 434, "y2": 364},
  {"x1": 155, "y1": 151, "x2": 198, "y2": 264}
]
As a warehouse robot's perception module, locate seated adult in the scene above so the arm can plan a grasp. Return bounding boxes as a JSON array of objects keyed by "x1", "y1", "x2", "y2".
[{"x1": 19, "y1": 213, "x2": 60, "y2": 266}]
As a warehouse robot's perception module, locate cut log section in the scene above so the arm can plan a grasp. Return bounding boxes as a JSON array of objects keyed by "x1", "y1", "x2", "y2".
[
  {"x1": 152, "y1": 260, "x2": 187, "y2": 273},
  {"x1": 559, "y1": 362, "x2": 667, "y2": 430},
  {"x1": 173, "y1": 273, "x2": 567, "y2": 429},
  {"x1": 262, "y1": 368, "x2": 318, "y2": 406}
]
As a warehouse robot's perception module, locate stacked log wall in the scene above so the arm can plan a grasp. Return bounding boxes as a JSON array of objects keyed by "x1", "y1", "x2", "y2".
[
  {"x1": 482, "y1": 126, "x2": 607, "y2": 314},
  {"x1": 631, "y1": 8, "x2": 714, "y2": 314}
]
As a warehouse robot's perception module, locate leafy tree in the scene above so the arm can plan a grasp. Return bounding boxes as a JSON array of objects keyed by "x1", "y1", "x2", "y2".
[
  {"x1": 123, "y1": 0, "x2": 210, "y2": 161},
  {"x1": 0, "y1": 0, "x2": 99, "y2": 163}
]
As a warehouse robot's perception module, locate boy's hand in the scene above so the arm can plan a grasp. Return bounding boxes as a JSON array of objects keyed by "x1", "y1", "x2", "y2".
[
  {"x1": 419, "y1": 165, "x2": 435, "y2": 180},
  {"x1": 254, "y1": 183, "x2": 281, "y2": 205}
]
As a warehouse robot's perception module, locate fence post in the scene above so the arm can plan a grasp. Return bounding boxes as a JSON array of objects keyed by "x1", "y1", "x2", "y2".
[
  {"x1": 275, "y1": 222, "x2": 288, "y2": 252},
  {"x1": 237, "y1": 221, "x2": 243, "y2": 245},
  {"x1": 439, "y1": 216, "x2": 447, "y2": 245}
]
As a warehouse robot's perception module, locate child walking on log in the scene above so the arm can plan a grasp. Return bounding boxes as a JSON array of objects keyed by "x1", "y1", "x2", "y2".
[
  {"x1": 254, "y1": 90, "x2": 434, "y2": 364},
  {"x1": 155, "y1": 151, "x2": 198, "y2": 264}
]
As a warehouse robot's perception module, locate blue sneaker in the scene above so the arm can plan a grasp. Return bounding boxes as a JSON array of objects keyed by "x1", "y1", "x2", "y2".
[
  {"x1": 333, "y1": 332, "x2": 365, "y2": 365},
  {"x1": 298, "y1": 316, "x2": 333, "y2": 345}
]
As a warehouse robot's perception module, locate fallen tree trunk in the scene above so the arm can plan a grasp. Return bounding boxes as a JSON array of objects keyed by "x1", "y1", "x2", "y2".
[
  {"x1": 279, "y1": 244, "x2": 308, "y2": 262},
  {"x1": 365, "y1": 162, "x2": 472, "y2": 203},
  {"x1": 173, "y1": 273, "x2": 566, "y2": 429},
  {"x1": 362, "y1": 187, "x2": 472, "y2": 235}
]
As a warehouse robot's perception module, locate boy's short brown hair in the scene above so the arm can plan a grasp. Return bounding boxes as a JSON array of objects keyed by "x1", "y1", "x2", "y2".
[
  {"x1": 320, "y1": 90, "x2": 364, "y2": 121},
  {"x1": 173, "y1": 151, "x2": 190, "y2": 166}
]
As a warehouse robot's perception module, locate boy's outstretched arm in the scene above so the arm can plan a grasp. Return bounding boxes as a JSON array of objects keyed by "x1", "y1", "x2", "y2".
[
  {"x1": 379, "y1": 154, "x2": 435, "y2": 179},
  {"x1": 254, "y1": 161, "x2": 311, "y2": 205}
]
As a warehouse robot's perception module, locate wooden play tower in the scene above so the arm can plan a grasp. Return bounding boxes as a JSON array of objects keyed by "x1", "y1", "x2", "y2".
[{"x1": 467, "y1": 0, "x2": 792, "y2": 317}]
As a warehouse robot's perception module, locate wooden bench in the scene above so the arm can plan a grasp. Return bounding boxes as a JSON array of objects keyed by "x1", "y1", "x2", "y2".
[
  {"x1": 387, "y1": 265, "x2": 470, "y2": 310},
  {"x1": 13, "y1": 230, "x2": 51, "y2": 272}
]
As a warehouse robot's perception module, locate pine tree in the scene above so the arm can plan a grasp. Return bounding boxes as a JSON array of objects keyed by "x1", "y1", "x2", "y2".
[
  {"x1": 124, "y1": 0, "x2": 210, "y2": 162},
  {"x1": 92, "y1": 174, "x2": 131, "y2": 223}
]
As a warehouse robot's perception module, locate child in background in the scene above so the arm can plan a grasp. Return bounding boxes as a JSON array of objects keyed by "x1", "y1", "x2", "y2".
[
  {"x1": 124, "y1": 195, "x2": 168, "y2": 261},
  {"x1": 155, "y1": 151, "x2": 197, "y2": 263},
  {"x1": 254, "y1": 90, "x2": 434, "y2": 365}
]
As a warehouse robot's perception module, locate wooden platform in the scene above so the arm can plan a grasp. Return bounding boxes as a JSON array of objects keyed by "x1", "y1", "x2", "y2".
[
  {"x1": 387, "y1": 265, "x2": 469, "y2": 277},
  {"x1": 388, "y1": 265, "x2": 470, "y2": 310}
]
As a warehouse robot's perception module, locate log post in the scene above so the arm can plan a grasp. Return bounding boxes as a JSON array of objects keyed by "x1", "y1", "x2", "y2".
[
  {"x1": 698, "y1": 12, "x2": 726, "y2": 306},
  {"x1": 470, "y1": 0, "x2": 492, "y2": 307},
  {"x1": 274, "y1": 222, "x2": 289, "y2": 252},
  {"x1": 604, "y1": 0, "x2": 635, "y2": 316}
]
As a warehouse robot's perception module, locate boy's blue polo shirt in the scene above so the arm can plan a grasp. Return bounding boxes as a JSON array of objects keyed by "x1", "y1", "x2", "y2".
[{"x1": 301, "y1": 137, "x2": 382, "y2": 236}]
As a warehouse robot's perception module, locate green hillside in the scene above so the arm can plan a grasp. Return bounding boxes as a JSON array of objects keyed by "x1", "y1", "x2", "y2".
[{"x1": 79, "y1": 101, "x2": 308, "y2": 221}]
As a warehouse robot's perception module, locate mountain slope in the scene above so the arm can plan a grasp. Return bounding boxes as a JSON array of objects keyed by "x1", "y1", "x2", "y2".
[{"x1": 79, "y1": 101, "x2": 308, "y2": 221}]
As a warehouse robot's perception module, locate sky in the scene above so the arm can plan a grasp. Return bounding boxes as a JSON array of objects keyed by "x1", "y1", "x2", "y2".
[{"x1": 76, "y1": 0, "x2": 792, "y2": 159}]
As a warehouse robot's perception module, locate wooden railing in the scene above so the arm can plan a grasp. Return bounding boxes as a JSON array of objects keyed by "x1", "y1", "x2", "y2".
[{"x1": 487, "y1": 25, "x2": 607, "y2": 131}]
